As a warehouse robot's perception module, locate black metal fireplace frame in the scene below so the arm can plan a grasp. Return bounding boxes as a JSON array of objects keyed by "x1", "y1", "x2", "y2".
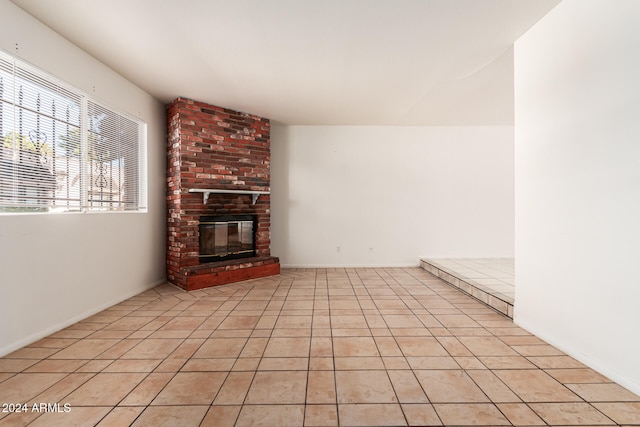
[{"x1": 198, "y1": 214, "x2": 257, "y2": 263}]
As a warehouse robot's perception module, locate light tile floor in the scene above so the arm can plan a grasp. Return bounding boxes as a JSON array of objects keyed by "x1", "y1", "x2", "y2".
[{"x1": 1, "y1": 268, "x2": 639, "y2": 426}]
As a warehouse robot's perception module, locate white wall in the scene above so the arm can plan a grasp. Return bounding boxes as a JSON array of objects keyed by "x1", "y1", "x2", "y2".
[
  {"x1": 0, "y1": 1, "x2": 166, "y2": 356},
  {"x1": 515, "y1": 0, "x2": 640, "y2": 394},
  {"x1": 271, "y1": 125, "x2": 514, "y2": 267}
]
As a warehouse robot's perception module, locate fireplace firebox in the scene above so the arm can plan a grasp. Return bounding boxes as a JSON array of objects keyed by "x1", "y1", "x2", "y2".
[{"x1": 199, "y1": 215, "x2": 256, "y2": 262}]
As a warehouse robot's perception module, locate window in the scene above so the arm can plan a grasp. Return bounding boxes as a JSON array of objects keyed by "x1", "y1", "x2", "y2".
[{"x1": 0, "y1": 50, "x2": 146, "y2": 213}]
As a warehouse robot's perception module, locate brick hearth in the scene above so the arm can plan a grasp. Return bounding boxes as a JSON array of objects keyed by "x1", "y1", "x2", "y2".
[{"x1": 166, "y1": 97, "x2": 279, "y2": 291}]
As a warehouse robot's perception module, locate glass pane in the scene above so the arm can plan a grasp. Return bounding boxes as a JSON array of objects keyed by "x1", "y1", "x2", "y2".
[
  {"x1": 214, "y1": 223, "x2": 228, "y2": 256},
  {"x1": 199, "y1": 216, "x2": 255, "y2": 262}
]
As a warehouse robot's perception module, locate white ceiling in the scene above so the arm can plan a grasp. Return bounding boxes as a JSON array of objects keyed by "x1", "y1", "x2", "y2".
[{"x1": 12, "y1": 0, "x2": 560, "y2": 125}]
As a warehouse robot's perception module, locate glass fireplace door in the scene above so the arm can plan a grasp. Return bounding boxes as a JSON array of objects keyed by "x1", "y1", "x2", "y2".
[{"x1": 199, "y1": 215, "x2": 255, "y2": 262}]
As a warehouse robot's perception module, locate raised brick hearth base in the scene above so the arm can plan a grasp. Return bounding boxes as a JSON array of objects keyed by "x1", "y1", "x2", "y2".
[
  {"x1": 166, "y1": 98, "x2": 279, "y2": 291},
  {"x1": 183, "y1": 257, "x2": 280, "y2": 291}
]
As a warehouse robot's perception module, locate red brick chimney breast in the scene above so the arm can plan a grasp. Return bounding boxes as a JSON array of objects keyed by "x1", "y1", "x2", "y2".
[{"x1": 166, "y1": 98, "x2": 279, "y2": 290}]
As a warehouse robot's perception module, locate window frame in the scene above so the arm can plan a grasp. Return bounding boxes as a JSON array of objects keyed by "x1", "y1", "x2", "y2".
[{"x1": 0, "y1": 49, "x2": 147, "y2": 214}]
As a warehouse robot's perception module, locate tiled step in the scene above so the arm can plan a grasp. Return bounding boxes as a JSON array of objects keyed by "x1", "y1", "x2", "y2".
[{"x1": 420, "y1": 258, "x2": 514, "y2": 318}]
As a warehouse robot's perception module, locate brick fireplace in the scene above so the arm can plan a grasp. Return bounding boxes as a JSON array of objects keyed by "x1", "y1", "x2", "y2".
[{"x1": 166, "y1": 97, "x2": 280, "y2": 291}]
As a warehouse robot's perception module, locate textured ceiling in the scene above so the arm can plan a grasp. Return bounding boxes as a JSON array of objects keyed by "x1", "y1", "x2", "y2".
[{"x1": 12, "y1": 0, "x2": 560, "y2": 125}]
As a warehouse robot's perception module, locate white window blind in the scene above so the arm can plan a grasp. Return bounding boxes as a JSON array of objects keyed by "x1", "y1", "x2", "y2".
[{"x1": 0, "y1": 50, "x2": 146, "y2": 213}]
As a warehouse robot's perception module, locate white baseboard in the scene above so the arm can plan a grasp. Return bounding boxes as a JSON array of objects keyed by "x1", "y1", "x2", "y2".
[
  {"x1": 514, "y1": 316, "x2": 640, "y2": 397},
  {"x1": 0, "y1": 278, "x2": 166, "y2": 357},
  {"x1": 279, "y1": 263, "x2": 419, "y2": 269}
]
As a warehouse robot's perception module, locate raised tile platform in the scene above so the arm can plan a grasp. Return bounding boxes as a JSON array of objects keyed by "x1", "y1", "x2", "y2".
[{"x1": 420, "y1": 258, "x2": 514, "y2": 318}]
